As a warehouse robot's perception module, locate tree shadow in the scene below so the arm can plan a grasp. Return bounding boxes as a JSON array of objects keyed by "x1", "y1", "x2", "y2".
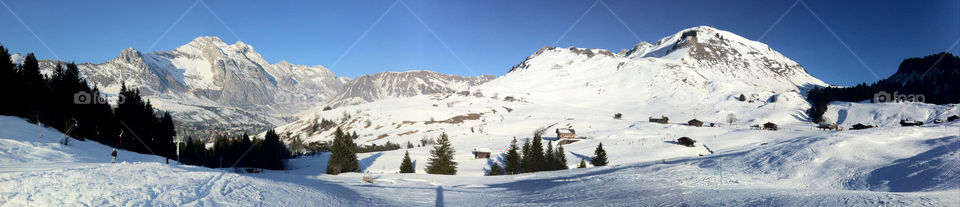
[
  {"x1": 435, "y1": 185, "x2": 445, "y2": 207},
  {"x1": 663, "y1": 140, "x2": 678, "y2": 145},
  {"x1": 854, "y1": 136, "x2": 960, "y2": 192},
  {"x1": 360, "y1": 152, "x2": 383, "y2": 171},
  {"x1": 570, "y1": 151, "x2": 592, "y2": 163},
  {"x1": 836, "y1": 108, "x2": 849, "y2": 124}
]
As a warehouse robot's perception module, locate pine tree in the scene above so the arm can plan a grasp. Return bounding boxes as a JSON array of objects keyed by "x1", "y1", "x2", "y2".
[
  {"x1": 488, "y1": 163, "x2": 503, "y2": 176},
  {"x1": 504, "y1": 137, "x2": 522, "y2": 174},
  {"x1": 20, "y1": 53, "x2": 48, "y2": 119},
  {"x1": 399, "y1": 151, "x2": 414, "y2": 173},
  {"x1": 545, "y1": 141, "x2": 555, "y2": 171},
  {"x1": 528, "y1": 129, "x2": 545, "y2": 172},
  {"x1": 578, "y1": 158, "x2": 587, "y2": 168},
  {"x1": 156, "y1": 112, "x2": 176, "y2": 158},
  {"x1": 591, "y1": 142, "x2": 608, "y2": 166},
  {"x1": 520, "y1": 140, "x2": 532, "y2": 173},
  {"x1": 327, "y1": 128, "x2": 360, "y2": 174},
  {"x1": 0, "y1": 45, "x2": 15, "y2": 116},
  {"x1": 425, "y1": 132, "x2": 457, "y2": 175},
  {"x1": 555, "y1": 143, "x2": 568, "y2": 170}
]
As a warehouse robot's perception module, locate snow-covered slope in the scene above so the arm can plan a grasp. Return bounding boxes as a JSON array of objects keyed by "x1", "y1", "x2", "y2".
[
  {"x1": 4, "y1": 102, "x2": 959, "y2": 206},
  {"x1": 278, "y1": 26, "x2": 828, "y2": 146},
  {"x1": 823, "y1": 101, "x2": 960, "y2": 127},
  {"x1": 324, "y1": 70, "x2": 494, "y2": 108}
]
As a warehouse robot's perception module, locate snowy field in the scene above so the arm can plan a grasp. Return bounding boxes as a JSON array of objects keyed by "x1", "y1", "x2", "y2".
[{"x1": 3, "y1": 100, "x2": 960, "y2": 206}]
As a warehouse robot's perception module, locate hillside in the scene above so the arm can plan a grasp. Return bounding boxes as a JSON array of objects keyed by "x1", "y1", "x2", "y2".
[
  {"x1": 278, "y1": 26, "x2": 827, "y2": 147},
  {"x1": 3, "y1": 104, "x2": 958, "y2": 206}
]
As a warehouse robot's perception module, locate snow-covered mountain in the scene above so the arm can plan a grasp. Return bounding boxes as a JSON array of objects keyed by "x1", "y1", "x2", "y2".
[
  {"x1": 324, "y1": 70, "x2": 495, "y2": 108},
  {"x1": 19, "y1": 36, "x2": 491, "y2": 138},
  {"x1": 277, "y1": 26, "x2": 830, "y2": 145}
]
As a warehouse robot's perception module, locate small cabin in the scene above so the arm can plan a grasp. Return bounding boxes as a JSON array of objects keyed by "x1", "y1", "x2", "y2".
[
  {"x1": 614, "y1": 113, "x2": 623, "y2": 120},
  {"x1": 900, "y1": 120, "x2": 924, "y2": 126},
  {"x1": 649, "y1": 116, "x2": 669, "y2": 124},
  {"x1": 817, "y1": 123, "x2": 842, "y2": 131},
  {"x1": 677, "y1": 137, "x2": 696, "y2": 147},
  {"x1": 763, "y1": 122, "x2": 778, "y2": 131},
  {"x1": 850, "y1": 123, "x2": 877, "y2": 130},
  {"x1": 687, "y1": 119, "x2": 703, "y2": 127},
  {"x1": 556, "y1": 128, "x2": 576, "y2": 139},
  {"x1": 474, "y1": 148, "x2": 491, "y2": 159}
]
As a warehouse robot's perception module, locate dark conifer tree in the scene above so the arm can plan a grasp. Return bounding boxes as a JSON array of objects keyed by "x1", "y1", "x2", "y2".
[
  {"x1": 521, "y1": 140, "x2": 532, "y2": 173},
  {"x1": 425, "y1": 132, "x2": 457, "y2": 175},
  {"x1": 488, "y1": 163, "x2": 503, "y2": 176},
  {"x1": 545, "y1": 141, "x2": 555, "y2": 170},
  {"x1": 327, "y1": 128, "x2": 359, "y2": 174},
  {"x1": 0, "y1": 45, "x2": 15, "y2": 116},
  {"x1": 20, "y1": 53, "x2": 48, "y2": 120},
  {"x1": 258, "y1": 129, "x2": 287, "y2": 170},
  {"x1": 527, "y1": 129, "x2": 545, "y2": 172},
  {"x1": 399, "y1": 151, "x2": 414, "y2": 173},
  {"x1": 555, "y1": 143, "x2": 568, "y2": 170},
  {"x1": 156, "y1": 112, "x2": 176, "y2": 158},
  {"x1": 591, "y1": 142, "x2": 608, "y2": 166},
  {"x1": 504, "y1": 138, "x2": 522, "y2": 174},
  {"x1": 578, "y1": 158, "x2": 587, "y2": 168}
]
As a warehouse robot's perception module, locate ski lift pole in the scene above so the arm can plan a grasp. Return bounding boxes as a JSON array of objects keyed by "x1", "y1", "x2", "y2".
[
  {"x1": 173, "y1": 136, "x2": 185, "y2": 164},
  {"x1": 37, "y1": 114, "x2": 43, "y2": 138}
]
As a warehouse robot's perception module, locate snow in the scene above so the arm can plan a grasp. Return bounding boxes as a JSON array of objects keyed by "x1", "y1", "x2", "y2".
[{"x1": 4, "y1": 113, "x2": 959, "y2": 206}]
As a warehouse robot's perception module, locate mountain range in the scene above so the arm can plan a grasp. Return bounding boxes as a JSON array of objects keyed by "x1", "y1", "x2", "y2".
[
  {"x1": 275, "y1": 26, "x2": 833, "y2": 145},
  {"x1": 14, "y1": 37, "x2": 492, "y2": 138}
]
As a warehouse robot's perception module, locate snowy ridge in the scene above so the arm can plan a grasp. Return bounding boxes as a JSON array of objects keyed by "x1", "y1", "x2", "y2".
[
  {"x1": 278, "y1": 26, "x2": 834, "y2": 146},
  {"x1": 17, "y1": 36, "x2": 490, "y2": 134},
  {"x1": 324, "y1": 70, "x2": 495, "y2": 108}
]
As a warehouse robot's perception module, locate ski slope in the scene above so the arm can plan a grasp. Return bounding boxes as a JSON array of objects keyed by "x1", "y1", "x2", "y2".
[{"x1": 4, "y1": 98, "x2": 960, "y2": 207}]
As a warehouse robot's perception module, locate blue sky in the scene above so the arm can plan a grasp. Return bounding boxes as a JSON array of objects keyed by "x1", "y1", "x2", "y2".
[{"x1": 0, "y1": 0, "x2": 957, "y2": 86}]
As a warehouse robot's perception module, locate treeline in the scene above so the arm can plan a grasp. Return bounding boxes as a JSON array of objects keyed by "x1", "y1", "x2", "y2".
[
  {"x1": 488, "y1": 128, "x2": 608, "y2": 175},
  {"x1": 807, "y1": 52, "x2": 960, "y2": 123},
  {"x1": 0, "y1": 45, "x2": 176, "y2": 159},
  {"x1": 179, "y1": 130, "x2": 289, "y2": 170}
]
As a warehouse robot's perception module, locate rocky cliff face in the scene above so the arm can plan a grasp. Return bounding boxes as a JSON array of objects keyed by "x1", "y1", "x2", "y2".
[{"x1": 326, "y1": 70, "x2": 494, "y2": 107}]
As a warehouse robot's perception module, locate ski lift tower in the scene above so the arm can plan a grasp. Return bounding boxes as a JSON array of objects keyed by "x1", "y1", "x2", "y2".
[{"x1": 173, "y1": 136, "x2": 185, "y2": 164}]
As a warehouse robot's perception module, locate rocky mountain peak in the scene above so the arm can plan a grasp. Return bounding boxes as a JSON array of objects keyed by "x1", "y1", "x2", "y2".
[{"x1": 118, "y1": 47, "x2": 143, "y2": 63}]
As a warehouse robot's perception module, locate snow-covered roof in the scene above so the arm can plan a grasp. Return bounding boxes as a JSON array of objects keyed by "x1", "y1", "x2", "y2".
[
  {"x1": 474, "y1": 148, "x2": 491, "y2": 153},
  {"x1": 556, "y1": 128, "x2": 575, "y2": 134}
]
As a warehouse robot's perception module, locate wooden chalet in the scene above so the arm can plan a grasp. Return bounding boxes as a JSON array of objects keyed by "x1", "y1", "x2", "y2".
[
  {"x1": 850, "y1": 123, "x2": 877, "y2": 130},
  {"x1": 763, "y1": 122, "x2": 779, "y2": 131},
  {"x1": 817, "y1": 123, "x2": 843, "y2": 131},
  {"x1": 649, "y1": 116, "x2": 669, "y2": 124},
  {"x1": 677, "y1": 137, "x2": 696, "y2": 147},
  {"x1": 556, "y1": 128, "x2": 576, "y2": 139},
  {"x1": 687, "y1": 119, "x2": 703, "y2": 127},
  {"x1": 900, "y1": 120, "x2": 924, "y2": 126},
  {"x1": 474, "y1": 148, "x2": 492, "y2": 159}
]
